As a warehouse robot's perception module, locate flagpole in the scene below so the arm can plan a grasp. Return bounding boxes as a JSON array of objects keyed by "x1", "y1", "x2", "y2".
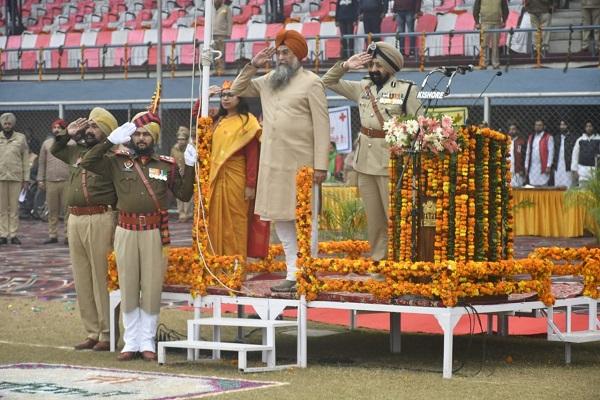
[{"x1": 200, "y1": 0, "x2": 214, "y2": 117}]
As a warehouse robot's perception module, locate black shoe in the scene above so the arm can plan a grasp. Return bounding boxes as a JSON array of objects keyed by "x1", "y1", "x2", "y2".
[
  {"x1": 10, "y1": 237, "x2": 21, "y2": 245},
  {"x1": 0, "y1": 237, "x2": 6, "y2": 245},
  {"x1": 43, "y1": 238, "x2": 58, "y2": 244}
]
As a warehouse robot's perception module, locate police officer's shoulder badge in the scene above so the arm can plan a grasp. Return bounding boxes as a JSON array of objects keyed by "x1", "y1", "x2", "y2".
[
  {"x1": 113, "y1": 149, "x2": 131, "y2": 157},
  {"x1": 158, "y1": 155, "x2": 176, "y2": 164},
  {"x1": 122, "y1": 159, "x2": 134, "y2": 171}
]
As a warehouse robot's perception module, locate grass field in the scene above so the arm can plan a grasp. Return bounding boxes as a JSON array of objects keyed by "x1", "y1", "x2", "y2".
[{"x1": 1, "y1": 296, "x2": 599, "y2": 400}]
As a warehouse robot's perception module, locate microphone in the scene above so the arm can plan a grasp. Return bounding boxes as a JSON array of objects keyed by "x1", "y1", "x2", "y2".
[
  {"x1": 441, "y1": 65, "x2": 475, "y2": 76},
  {"x1": 469, "y1": 71, "x2": 503, "y2": 122}
]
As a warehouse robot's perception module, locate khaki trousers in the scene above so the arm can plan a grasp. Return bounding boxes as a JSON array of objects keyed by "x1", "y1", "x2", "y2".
[
  {"x1": 46, "y1": 180, "x2": 68, "y2": 239},
  {"x1": 357, "y1": 172, "x2": 389, "y2": 261},
  {"x1": 481, "y1": 23, "x2": 501, "y2": 68},
  {"x1": 68, "y1": 211, "x2": 116, "y2": 342},
  {"x1": 529, "y1": 12, "x2": 552, "y2": 48},
  {"x1": 582, "y1": 7, "x2": 600, "y2": 50},
  {"x1": 176, "y1": 199, "x2": 193, "y2": 221},
  {"x1": 213, "y1": 35, "x2": 226, "y2": 74},
  {"x1": 114, "y1": 226, "x2": 167, "y2": 314},
  {"x1": 0, "y1": 180, "x2": 22, "y2": 239}
]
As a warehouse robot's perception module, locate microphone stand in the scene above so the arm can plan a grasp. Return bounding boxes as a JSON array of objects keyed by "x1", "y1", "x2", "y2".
[{"x1": 395, "y1": 68, "x2": 448, "y2": 262}]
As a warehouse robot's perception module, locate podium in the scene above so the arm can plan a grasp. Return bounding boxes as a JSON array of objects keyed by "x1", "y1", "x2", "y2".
[{"x1": 388, "y1": 127, "x2": 514, "y2": 263}]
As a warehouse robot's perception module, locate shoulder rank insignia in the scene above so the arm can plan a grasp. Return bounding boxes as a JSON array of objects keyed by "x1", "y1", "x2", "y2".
[
  {"x1": 113, "y1": 149, "x2": 131, "y2": 157},
  {"x1": 159, "y1": 155, "x2": 176, "y2": 164}
]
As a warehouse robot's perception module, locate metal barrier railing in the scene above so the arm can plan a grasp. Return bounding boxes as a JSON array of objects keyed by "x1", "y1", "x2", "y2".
[{"x1": 0, "y1": 24, "x2": 598, "y2": 80}]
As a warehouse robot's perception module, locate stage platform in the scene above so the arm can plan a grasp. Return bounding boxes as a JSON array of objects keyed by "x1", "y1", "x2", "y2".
[{"x1": 110, "y1": 274, "x2": 600, "y2": 379}]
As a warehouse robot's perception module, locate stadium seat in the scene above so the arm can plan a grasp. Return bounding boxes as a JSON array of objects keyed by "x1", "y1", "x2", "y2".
[
  {"x1": 125, "y1": 30, "x2": 147, "y2": 66},
  {"x1": 246, "y1": 21, "x2": 267, "y2": 59},
  {"x1": 425, "y1": 13, "x2": 457, "y2": 56},
  {"x1": 109, "y1": 30, "x2": 129, "y2": 67},
  {"x1": 91, "y1": 30, "x2": 114, "y2": 67},
  {"x1": 457, "y1": 12, "x2": 478, "y2": 56},
  {"x1": 61, "y1": 31, "x2": 82, "y2": 68},
  {"x1": 320, "y1": 20, "x2": 341, "y2": 60},
  {"x1": 381, "y1": 15, "x2": 398, "y2": 49},
  {"x1": 435, "y1": 0, "x2": 463, "y2": 13},
  {"x1": 415, "y1": 13, "x2": 437, "y2": 55},
  {"x1": 233, "y1": 4, "x2": 262, "y2": 25},
  {"x1": 310, "y1": 0, "x2": 336, "y2": 21},
  {"x1": 300, "y1": 21, "x2": 321, "y2": 60},
  {"x1": 251, "y1": 23, "x2": 283, "y2": 59},
  {"x1": 225, "y1": 23, "x2": 248, "y2": 63},
  {"x1": 4, "y1": 35, "x2": 21, "y2": 71},
  {"x1": 451, "y1": 11, "x2": 474, "y2": 56},
  {"x1": 500, "y1": 10, "x2": 520, "y2": 47},
  {"x1": 80, "y1": 30, "x2": 99, "y2": 68},
  {"x1": 177, "y1": 25, "x2": 203, "y2": 64},
  {"x1": 20, "y1": 33, "x2": 42, "y2": 70}
]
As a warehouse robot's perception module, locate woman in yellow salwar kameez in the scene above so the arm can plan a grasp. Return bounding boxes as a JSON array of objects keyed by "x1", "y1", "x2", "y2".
[{"x1": 208, "y1": 81, "x2": 262, "y2": 257}]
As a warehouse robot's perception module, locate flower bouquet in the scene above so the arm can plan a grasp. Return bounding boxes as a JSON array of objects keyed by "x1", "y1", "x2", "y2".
[{"x1": 384, "y1": 115, "x2": 460, "y2": 156}]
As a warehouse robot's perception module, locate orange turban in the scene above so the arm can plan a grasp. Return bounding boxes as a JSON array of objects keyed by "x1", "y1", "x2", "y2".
[{"x1": 275, "y1": 29, "x2": 308, "y2": 61}]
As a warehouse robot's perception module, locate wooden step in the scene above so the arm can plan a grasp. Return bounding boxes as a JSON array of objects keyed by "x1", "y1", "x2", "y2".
[
  {"x1": 188, "y1": 317, "x2": 298, "y2": 328},
  {"x1": 548, "y1": 330, "x2": 600, "y2": 343}
]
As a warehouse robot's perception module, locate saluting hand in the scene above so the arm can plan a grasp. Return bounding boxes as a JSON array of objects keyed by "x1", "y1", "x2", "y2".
[
  {"x1": 344, "y1": 52, "x2": 372, "y2": 70},
  {"x1": 184, "y1": 143, "x2": 197, "y2": 166},
  {"x1": 251, "y1": 47, "x2": 276, "y2": 68},
  {"x1": 67, "y1": 118, "x2": 89, "y2": 137},
  {"x1": 107, "y1": 122, "x2": 136, "y2": 145}
]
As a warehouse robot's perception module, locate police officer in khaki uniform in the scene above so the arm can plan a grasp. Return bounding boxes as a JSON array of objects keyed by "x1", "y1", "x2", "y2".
[
  {"x1": 39, "y1": 118, "x2": 71, "y2": 244},
  {"x1": 0, "y1": 113, "x2": 29, "y2": 245},
  {"x1": 322, "y1": 42, "x2": 421, "y2": 261},
  {"x1": 51, "y1": 108, "x2": 119, "y2": 351},
  {"x1": 80, "y1": 111, "x2": 195, "y2": 362},
  {"x1": 170, "y1": 126, "x2": 193, "y2": 222},
  {"x1": 213, "y1": 0, "x2": 232, "y2": 75}
]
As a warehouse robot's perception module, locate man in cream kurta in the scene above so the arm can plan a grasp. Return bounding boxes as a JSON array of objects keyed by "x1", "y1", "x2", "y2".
[
  {"x1": 322, "y1": 42, "x2": 421, "y2": 261},
  {"x1": 231, "y1": 29, "x2": 330, "y2": 292}
]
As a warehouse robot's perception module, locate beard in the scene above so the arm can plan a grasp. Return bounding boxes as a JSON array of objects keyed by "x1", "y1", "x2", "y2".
[
  {"x1": 369, "y1": 71, "x2": 390, "y2": 86},
  {"x1": 269, "y1": 59, "x2": 301, "y2": 90},
  {"x1": 129, "y1": 141, "x2": 154, "y2": 156},
  {"x1": 84, "y1": 133, "x2": 101, "y2": 147}
]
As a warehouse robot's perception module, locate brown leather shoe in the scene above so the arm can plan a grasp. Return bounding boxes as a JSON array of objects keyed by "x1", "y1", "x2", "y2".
[
  {"x1": 74, "y1": 338, "x2": 98, "y2": 350},
  {"x1": 117, "y1": 351, "x2": 138, "y2": 361},
  {"x1": 141, "y1": 351, "x2": 157, "y2": 361},
  {"x1": 92, "y1": 341, "x2": 110, "y2": 351}
]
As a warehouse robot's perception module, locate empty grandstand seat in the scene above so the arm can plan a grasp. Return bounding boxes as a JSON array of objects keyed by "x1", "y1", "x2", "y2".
[
  {"x1": 381, "y1": 15, "x2": 398, "y2": 48},
  {"x1": 415, "y1": 13, "x2": 437, "y2": 55},
  {"x1": 245, "y1": 21, "x2": 267, "y2": 59},
  {"x1": 233, "y1": 4, "x2": 262, "y2": 25},
  {"x1": 147, "y1": 27, "x2": 178, "y2": 65},
  {"x1": 5, "y1": 35, "x2": 21, "y2": 70},
  {"x1": 435, "y1": 0, "x2": 463, "y2": 13},
  {"x1": 43, "y1": 32, "x2": 66, "y2": 69},
  {"x1": 426, "y1": 13, "x2": 457, "y2": 56},
  {"x1": 125, "y1": 30, "x2": 147, "y2": 66},
  {"x1": 500, "y1": 10, "x2": 520, "y2": 47},
  {"x1": 80, "y1": 30, "x2": 99, "y2": 68},
  {"x1": 251, "y1": 23, "x2": 283, "y2": 59},
  {"x1": 177, "y1": 26, "x2": 203, "y2": 64},
  {"x1": 452, "y1": 11, "x2": 474, "y2": 56},
  {"x1": 320, "y1": 20, "x2": 340, "y2": 60},
  {"x1": 225, "y1": 23, "x2": 248, "y2": 63},
  {"x1": 92, "y1": 30, "x2": 114, "y2": 67},
  {"x1": 109, "y1": 30, "x2": 129, "y2": 66},
  {"x1": 163, "y1": 8, "x2": 186, "y2": 28},
  {"x1": 61, "y1": 31, "x2": 82, "y2": 68},
  {"x1": 300, "y1": 21, "x2": 321, "y2": 60},
  {"x1": 20, "y1": 33, "x2": 43, "y2": 70},
  {"x1": 310, "y1": 0, "x2": 336, "y2": 21}
]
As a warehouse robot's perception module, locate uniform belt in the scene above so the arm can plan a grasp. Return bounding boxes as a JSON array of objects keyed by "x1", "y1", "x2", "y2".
[
  {"x1": 360, "y1": 127, "x2": 386, "y2": 138},
  {"x1": 68, "y1": 205, "x2": 110, "y2": 215},
  {"x1": 118, "y1": 212, "x2": 162, "y2": 228}
]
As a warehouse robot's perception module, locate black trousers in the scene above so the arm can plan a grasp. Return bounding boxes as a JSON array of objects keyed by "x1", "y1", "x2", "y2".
[
  {"x1": 338, "y1": 20, "x2": 355, "y2": 59},
  {"x1": 363, "y1": 12, "x2": 382, "y2": 41}
]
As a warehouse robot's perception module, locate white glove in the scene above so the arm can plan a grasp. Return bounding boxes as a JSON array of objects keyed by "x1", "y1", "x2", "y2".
[
  {"x1": 184, "y1": 143, "x2": 197, "y2": 166},
  {"x1": 107, "y1": 122, "x2": 136, "y2": 145}
]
